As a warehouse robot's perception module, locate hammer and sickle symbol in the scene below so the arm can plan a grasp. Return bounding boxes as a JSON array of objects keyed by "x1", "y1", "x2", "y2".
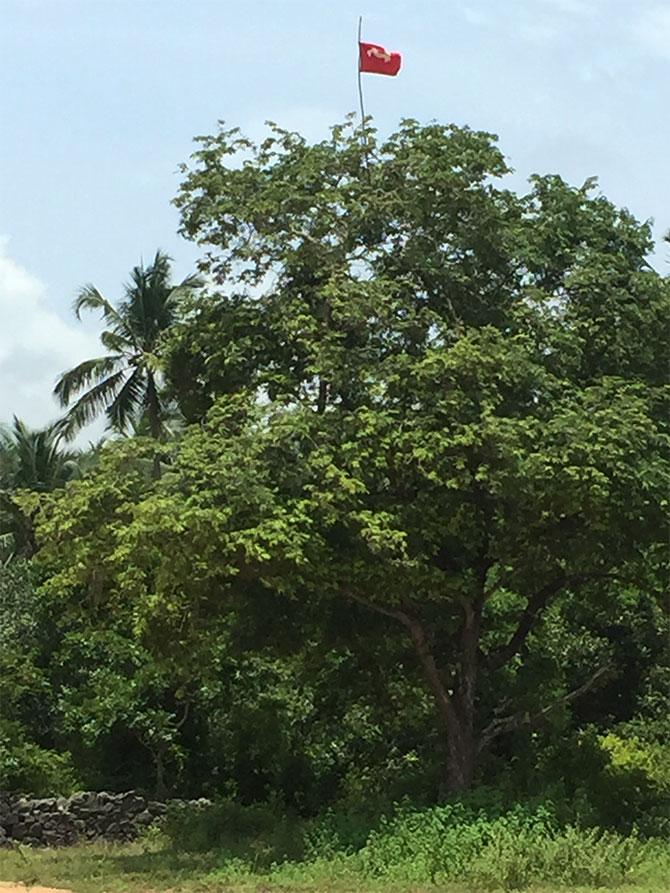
[{"x1": 367, "y1": 47, "x2": 392, "y2": 62}]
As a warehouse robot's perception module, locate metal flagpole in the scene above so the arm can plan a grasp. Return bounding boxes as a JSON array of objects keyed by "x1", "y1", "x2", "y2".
[
  {"x1": 357, "y1": 16, "x2": 371, "y2": 175},
  {"x1": 357, "y1": 16, "x2": 366, "y2": 135}
]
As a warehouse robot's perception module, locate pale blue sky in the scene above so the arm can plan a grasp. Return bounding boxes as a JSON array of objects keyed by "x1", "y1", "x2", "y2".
[{"x1": 0, "y1": 0, "x2": 667, "y2": 429}]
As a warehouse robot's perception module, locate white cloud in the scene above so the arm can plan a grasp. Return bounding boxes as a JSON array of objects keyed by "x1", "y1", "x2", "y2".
[{"x1": 0, "y1": 237, "x2": 100, "y2": 431}]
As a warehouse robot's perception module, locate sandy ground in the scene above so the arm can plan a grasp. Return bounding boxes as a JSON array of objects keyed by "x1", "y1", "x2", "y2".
[{"x1": 0, "y1": 885, "x2": 71, "y2": 893}]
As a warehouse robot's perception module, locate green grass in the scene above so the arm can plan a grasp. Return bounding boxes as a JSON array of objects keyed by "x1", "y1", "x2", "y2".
[
  {"x1": 0, "y1": 837, "x2": 668, "y2": 893},
  {"x1": 0, "y1": 840, "x2": 420, "y2": 892},
  {"x1": 0, "y1": 801, "x2": 668, "y2": 893}
]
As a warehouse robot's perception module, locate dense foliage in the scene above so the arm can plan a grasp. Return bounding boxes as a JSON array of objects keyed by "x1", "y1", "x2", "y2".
[{"x1": 0, "y1": 119, "x2": 667, "y2": 863}]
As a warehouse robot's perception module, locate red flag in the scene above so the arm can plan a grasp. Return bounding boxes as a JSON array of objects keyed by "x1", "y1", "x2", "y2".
[{"x1": 359, "y1": 41, "x2": 402, "y2": 76}]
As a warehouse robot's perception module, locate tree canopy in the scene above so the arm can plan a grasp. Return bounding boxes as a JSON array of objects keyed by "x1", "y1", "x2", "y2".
[{"x1": 24, "y1": 117, "x2": 669, "y2": 798}]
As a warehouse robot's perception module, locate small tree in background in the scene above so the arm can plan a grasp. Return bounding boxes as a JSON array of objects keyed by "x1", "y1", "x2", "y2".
[{"x1": 0, "y1": 417, "x2": 80, "y2": 559}]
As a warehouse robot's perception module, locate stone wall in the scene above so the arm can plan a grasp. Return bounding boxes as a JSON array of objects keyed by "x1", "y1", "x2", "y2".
[{"x1": 0, "y1": 791, "x2": 210, "y2": 848}]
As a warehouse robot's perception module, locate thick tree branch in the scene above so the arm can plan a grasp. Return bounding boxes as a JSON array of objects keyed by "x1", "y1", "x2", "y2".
[
  {"x1": 486, "y1": 576, "x2": 571, "y2": 671},
  {"x1": 345, "y1": 590, "x2": 453, "y2": 725},
  {"x1": 344, "y1": 590, "x2": 413, "y2": 626},
  {"x1": 175, "y1": 702, "x2": 191, "y2": 730},
  {"x1": 486, "y1": 572, "x2": 616, "y2": 671},
  {"x1": 478, "y1": 663, "x2": 614, "y2": 754}
]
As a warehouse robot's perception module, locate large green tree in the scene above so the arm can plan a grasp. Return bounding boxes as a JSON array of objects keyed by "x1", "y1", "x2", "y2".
[
  {"x1": 54, "y1": 251, "x2": 200, "y2": 441},
  {"x1": 36, "y1": 119, "x2": 669, "y2": 795},
  {"x1": 169, "y1": 118, "x2": 668, "y2": 791}
]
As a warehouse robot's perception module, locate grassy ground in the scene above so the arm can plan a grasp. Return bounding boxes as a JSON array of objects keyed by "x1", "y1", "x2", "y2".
[{"x1": 0, "y1": 839, "x2": 668, "y2": 893}]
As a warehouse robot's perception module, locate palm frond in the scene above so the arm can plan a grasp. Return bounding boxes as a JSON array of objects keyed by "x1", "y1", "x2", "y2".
[
  {"x1": 59, "y1": 370, "x2": 128, "y2": 439},
  {"x1": 165, "y1": 273, "x2": 204, "y2": 311},
  {"x1": 107, "y1": 368, "x2": 147, "y2": 433},
  {"x1": 74, "y1": 285, "x2": 125, "y2": 325},
  {"x1": 0, "y1": 424, "x2": 19, "y2": 488},
  {"x1": 122, "y1": 251, "x2": 182, "y2": 347},
  {"x1": 0, "y1": 418, "x2": 81, "y2": 490},
  {"x1": 0, "y1": 529, "x2": 16, "y2": 560},
  {"x1": 75, "y1": 285, "x2": 141, "y2": 352},
  {"x1": 100, "y1": 329, "x2": 133, "y2": 354},
  {"x1": 54, "y1": 355, "x2": 125, "y2": 407},
  {"x1": 146, "y1": 250, "x2": 173, "y2": 289},
  {"x1": 10, "y1": 417, "x2": 37, "y2": 483}
]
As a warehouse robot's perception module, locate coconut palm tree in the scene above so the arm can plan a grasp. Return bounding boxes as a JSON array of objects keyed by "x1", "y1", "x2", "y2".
[
  {"x1": 0, "y1": 417, "x2": 80, "y2": 492},
  {"x1": 54, "y1": 251, "x2": 200, "y2": 441},
  {"x1": 0, "y1": 417, "x2": 81, "y2": 559}
]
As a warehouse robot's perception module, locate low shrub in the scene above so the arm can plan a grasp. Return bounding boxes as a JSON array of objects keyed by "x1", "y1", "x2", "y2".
[
  {"x1": 357, "y1": 803, "x2": 554, "y2": 883},
  {"x1": 470, "y1": 823, "x2": 645, "y2": 890},
  {"x1": 163, "y1": 799, "x2": 303, "y2": 865},
  {"x1": 545, "y1": 825, "x2": 644, "y2": 886},
  {"x1": 163, "y1": 797, "x2": 659, "y2": 889},
  {"x1": 355, "y1": 802, "x2": 651, "y2": 889}
]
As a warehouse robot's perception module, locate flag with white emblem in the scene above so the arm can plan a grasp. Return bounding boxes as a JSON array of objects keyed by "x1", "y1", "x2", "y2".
[{"x1": 359, "y1": 41, "x2": 402, "y2": 76}]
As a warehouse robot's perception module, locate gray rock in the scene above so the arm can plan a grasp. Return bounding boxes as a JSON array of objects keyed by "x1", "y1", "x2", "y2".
[{"x1": 134, "y1": 809, "x2": 154, "y2": 825}]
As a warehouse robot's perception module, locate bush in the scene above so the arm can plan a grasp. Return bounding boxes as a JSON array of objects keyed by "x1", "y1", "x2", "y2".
[
  {"x1": 357, "y1": 803, "x2": 554, "y2": 884},
  {"x1": 471, "y1": 823, "x2": 645, "y2": 890},
  {"x1": 545, "y1": 826, "x2": 644, "y2": 886},
  {"x1": 163, "y1": 799, "x2": 303, "y2": 866},
  {"x1": 597, "y1": 732, "x2": 670, "y2": 836},
  {"x1": 0, "y1": 735, "x2": 78, "y2": 796},
  {"x1": 468, "y1": 817, "x2": 549, "y2": 890},
  {"x1": 525, "y1": 726, "x2": 670, "y2": 836},
  {"x1": 302, "y1": 806, "x2": 381, "y2": 859},
  {"x1": 356, "y1": 802, "x2": 650, "y2": 889}
]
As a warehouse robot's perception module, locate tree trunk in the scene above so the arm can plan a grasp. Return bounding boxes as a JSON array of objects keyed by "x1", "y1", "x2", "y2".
[
  {"x1": 350, "y1": 594, "x2": 484, "y2": 798},
  {"x1": 316, "y1": 296, "x2": 331, "y2": 414},
  {"x1": 445, "y1": 601, "x2": 481, "y2": 793},
  {"x1": 146, "y1": 374, "x2": 162, "y2": 439},
  {"x1": 404, "y1": 602, "x2": 481, "y2": 796},
  {"x1": 146, "y1": 373, "x2": 163, "y2": 478},
  {"x1": 444, "y1": 699, "x2": 476, "y2": 793},
  {"x1": 154, "y1": 746, "x2": 167, "y2": 800},
  {"x1": 317, "y1": 378, "x2": 328, "y2": 414}
]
